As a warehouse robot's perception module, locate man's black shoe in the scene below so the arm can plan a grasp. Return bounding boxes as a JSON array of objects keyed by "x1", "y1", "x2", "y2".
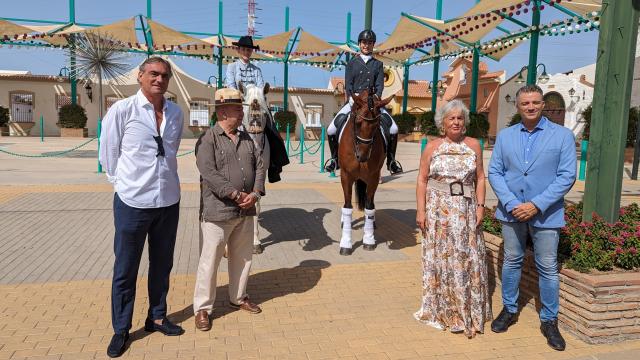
[
  {"x1": 106, "y1": 333, "x2": 129, "y2": 358},
  {"x1": 540, "y1": 320, "x2": 566, "y2": 351},
  {"x1": 491, "y1": 307, "x2": 518, "y2": 333},
  {"x1": 144, "y1": 317, "x2": 184, "y2": 336}
]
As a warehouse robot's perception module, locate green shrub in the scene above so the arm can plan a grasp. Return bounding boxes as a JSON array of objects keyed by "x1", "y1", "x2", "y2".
[
  {"x1": 210, "y1": 112, "x2": 217, "y2": 127},
  {"x1": 393, "y1": 112, "x2": 417, "y2": 134},
  {"x1": 419, "y1": 111, "x2": 439, "y2": 136},
  {"x1": 466, "y1": 112, "x2": 489, "y2": 139},
  {"x1": 581, "y1": 105, "x2": 638, "y2": 146},
  {"x1": 507, "y1": 113, "x2": 521, "y2": 127},
  {"x1": 58, "y1": 104, "x2": 88, "y2": 129},
  {"x1": 0, "y1": 106, "x2": 9, "y2": 127},
  {"x1": 274, "y1": 110, "x2": 297, "y2": 133}
]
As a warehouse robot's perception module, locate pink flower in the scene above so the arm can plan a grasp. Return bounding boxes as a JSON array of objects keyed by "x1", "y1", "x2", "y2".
[
  {"x1": 630, "y1": 247, "x2": 638, "y2": 255},
  {"x1": 615, "y1": 247, "x2": 623, "y2": 255},
  {"x1": 619, "y1": 208, "x2": 627, "y2": 216},
  {"x1": 585, "y1": 230, "x2": 592, "y2": 237}
]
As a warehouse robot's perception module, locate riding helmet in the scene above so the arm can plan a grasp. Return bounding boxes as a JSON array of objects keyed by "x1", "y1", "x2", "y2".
[{"x1": 358, "y1": 29, "x2": 377, "y2": 43}]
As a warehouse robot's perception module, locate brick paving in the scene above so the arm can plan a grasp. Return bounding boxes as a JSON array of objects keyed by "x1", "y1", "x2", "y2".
[{"x1": 0, "y1": 138, "x2": 639, "y2": 359}]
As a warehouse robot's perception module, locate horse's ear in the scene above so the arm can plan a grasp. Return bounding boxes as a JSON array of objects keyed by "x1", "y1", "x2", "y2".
[
  {"x1": 377, "y1": 95, "x2": 394, "y2": 108},
  {"x1": 238, "y1": 82, "x2": 245, "y2": 95},
  {"x1": 263, "y1": 82, "x2": 270, "y2": 95}
]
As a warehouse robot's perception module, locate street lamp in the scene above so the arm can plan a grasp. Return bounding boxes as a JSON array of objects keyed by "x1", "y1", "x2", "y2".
[
  {"x1": 514, "y1": 64, "x2": 550, "y2": 85},
  {"x1": 206, "y1": 75, "x2": 221, "y2": 88},
  {"x1": 568, "y1": 87, "x2": 580, "y2": 101},
  {"x1": 84, "y1": 80, "x2": 93, "y2": 103},
  {"x1": 428, "y1": 80, "x2": 446, "y2": 97},
  {"x1": 505, "y1": 94, "x2": 515, "y2": 104},
  {"x1": 57, "y1": 66, "x2": 70, "y2": 83}
]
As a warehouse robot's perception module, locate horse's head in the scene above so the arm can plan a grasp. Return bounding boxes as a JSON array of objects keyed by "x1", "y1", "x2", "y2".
[
  {"x1": 238, "y1": 82, "x2": 271, "y2": 135},
  {"x1": 351, "y1": 89, "x2": 393, "y2": 162}
]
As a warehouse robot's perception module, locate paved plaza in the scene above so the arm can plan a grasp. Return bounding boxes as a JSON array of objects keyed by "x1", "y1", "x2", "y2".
[{"x1": 1, "y1": 137, "x2": 640, "y2": 359}]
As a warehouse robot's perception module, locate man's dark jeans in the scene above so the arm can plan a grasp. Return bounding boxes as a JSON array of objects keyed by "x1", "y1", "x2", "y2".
[{"x1": 111, "y1": 193, "x2": 179, "y2": 334}]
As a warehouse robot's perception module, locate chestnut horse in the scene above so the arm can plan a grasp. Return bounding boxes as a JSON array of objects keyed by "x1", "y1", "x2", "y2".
[{"x1": 338, "y1": 90, "x2": 393, "y2": 256}]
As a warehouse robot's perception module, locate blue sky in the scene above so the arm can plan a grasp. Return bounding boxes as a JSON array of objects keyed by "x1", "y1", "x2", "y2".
[{"x1": 0, "y1": 0, "x2": 599, "y2": 88}]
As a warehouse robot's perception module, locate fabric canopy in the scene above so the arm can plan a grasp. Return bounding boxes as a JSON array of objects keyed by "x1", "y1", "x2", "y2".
[
  {"x1": 0, "y1": 20, "x2": 42, "y2": 38},
  {"x1": 293, "y1": 30, "x2": 342, "y2": 55},
  {"x1": 376, "y1": 16, "x2": 436, "y2": 52},
  {"x1": 254, "y1": 29, "x2": 295, "y2": 52},
  {"x1": 561, "y1": 0, "x2": 602, "y2": 15},
  {"x1": 147, "y1": 19, "x2": 207, "y2": 47}
]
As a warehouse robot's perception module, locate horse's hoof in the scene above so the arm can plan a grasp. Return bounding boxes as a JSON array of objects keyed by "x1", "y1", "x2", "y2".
[
  {"x1": 339, "y1": 247, "x2": 353, "y2": 256},
  {"x1": 363, "y1": 244, "x2": 377, "y2": 251},
  {"x1": 253, "y1": 244, "x2": 264, "y2": 254}
]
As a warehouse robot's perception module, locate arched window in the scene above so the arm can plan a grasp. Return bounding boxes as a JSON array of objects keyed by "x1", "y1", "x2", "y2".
[
  {"x1": 304, "y1": 103, "x2": 323, "y2": 128},
  {"x1": 542, "y1": 92, "x2": 566, "y2": 126},
  {"x1": 189, "y1": 98, "x2": 210, "y2": 126},
  {"x1": 9, "y1": 91, "x2": 34, "y2": 123}
]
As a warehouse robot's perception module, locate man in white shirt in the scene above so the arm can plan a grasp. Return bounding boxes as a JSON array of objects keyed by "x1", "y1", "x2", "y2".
[{"x1": 99, "y1": 57, "x2": 185, "y2": 358}]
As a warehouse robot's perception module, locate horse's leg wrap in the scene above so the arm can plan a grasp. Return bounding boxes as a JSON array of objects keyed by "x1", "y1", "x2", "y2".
[
  {"x1": 363, "y1": 208, "x2": 376, "y2": 245},
  {"x1": 339, "y1": 207, "x2": 353, "y2": 249}
]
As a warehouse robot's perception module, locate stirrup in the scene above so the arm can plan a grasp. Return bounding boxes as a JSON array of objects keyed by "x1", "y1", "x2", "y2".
[
  {"x1": 388, "y1": 160, "x2": 403, "y2": 174},
  {"x1": 324, "y1": 158, "x2": 338, "y2": 172}
]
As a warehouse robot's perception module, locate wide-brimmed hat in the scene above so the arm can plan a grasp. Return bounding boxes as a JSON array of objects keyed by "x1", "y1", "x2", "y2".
[
  {"x1": 232, "y1": 35, "x2": 260, "y2": 50},
  {"x1": 214, "y1": 88, "x2": 247, "y2": 107}
]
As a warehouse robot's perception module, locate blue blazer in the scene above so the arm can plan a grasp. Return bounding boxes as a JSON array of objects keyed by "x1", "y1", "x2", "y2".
[{"x1": 488, "y1": 117, "x2": 576, "y2": 228}]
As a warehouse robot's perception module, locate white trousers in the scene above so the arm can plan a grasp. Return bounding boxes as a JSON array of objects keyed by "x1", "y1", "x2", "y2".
[
  {"x1": 327, "y1": 99, "x2": 398, "y2": 135},
  {"x1": 193, "y1": 217, "x2": 254, "y2": 315}
]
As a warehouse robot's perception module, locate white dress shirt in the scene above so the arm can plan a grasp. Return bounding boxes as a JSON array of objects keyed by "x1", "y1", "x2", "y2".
[{"x1": 99, "y1": 90, "x2": 184, "y2": 209}]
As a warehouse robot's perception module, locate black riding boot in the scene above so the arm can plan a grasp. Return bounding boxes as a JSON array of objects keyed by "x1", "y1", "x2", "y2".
[
  {"x1": 324, "y1": 134, "x2": 340, "y2": 172},
  {"x1": 386, "y1": 134, "x2": 403, "y2": 174}
]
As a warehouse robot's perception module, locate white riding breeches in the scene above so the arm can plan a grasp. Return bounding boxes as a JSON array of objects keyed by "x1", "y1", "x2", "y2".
[{"x1": 326, "y1": 98, "x2": 398, "y2": 136}]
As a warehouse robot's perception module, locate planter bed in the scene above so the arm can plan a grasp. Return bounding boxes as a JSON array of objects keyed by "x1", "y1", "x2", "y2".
[{"x1": 484, "y1": 231, "x2": 640, "y2": 344}]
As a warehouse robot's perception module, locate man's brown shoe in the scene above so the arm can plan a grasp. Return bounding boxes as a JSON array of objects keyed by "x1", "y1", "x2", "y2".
[
  {"x1": 230, "y1": 297, "x2": 262, "y2": 314},
  {"x1": 195, "y1": 310, "x2": 211, "y2": 331}
]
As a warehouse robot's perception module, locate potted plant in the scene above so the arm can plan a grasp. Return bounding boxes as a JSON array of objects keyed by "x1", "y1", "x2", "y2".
[
  {"x1": 0, "y1": 106, "x2": 9, "y2": 136},
  {"x1": 58, "y1": 103, "x2": 88, "y2": 137},
  {"x1": 274, "y1": 110, "x2": 297, "y2": 140}
]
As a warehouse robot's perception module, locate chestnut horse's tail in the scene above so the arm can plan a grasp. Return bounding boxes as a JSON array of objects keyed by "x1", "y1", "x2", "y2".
[{"x1": 356, "y1": 180, "x2": 367, "y2": 211}]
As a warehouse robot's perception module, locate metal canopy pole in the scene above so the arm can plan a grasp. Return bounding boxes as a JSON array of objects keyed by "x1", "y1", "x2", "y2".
[
  {"x1": 583, "y1": 1, "x2": 640, "y2": 222},
  {"x1": 527, "y1": 0, "x2": 542, "y2": 85},
  {"x1": 469, "y1": 0, "x2": 480, "y2": 113},
  {"x1": 217, "y1": 0, "x2": 223, "y2": 88},
  {"x1": 431, "y1": 0, "x2": 442, "y2": 112},
  {"x1": 364, "y1": 0, "x2": 373, "y2": 30},
  {"x1": 69, "y1": 0, "x2": 77, "y2": 105},
  {"x1": 283, "y1": 7, "x2": 290, "y2": 111},
  {"x1": 147, "y1": 0, "x2": 152, "y2": 18},
  {"x1": 402, "y1": 63, "x2": 409, "y2": 114}
]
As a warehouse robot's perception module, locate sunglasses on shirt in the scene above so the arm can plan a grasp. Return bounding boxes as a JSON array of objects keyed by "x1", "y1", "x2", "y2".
[{"x1": 153, "y1": 135, "x2": 165, "y2": 157}]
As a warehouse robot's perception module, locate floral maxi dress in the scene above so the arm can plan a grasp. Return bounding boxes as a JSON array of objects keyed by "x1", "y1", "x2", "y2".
[{"x1": 414, "y1": 140, "x2": 492, "y2": 337}]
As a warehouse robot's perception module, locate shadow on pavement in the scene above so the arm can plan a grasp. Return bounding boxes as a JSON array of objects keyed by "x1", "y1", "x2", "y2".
[
  {"x1": 259, "y1": 207, "x2": 335, "y2": 251},
  {"x1": 127, "y1": 259, "x2": 331, "y2": 343}
]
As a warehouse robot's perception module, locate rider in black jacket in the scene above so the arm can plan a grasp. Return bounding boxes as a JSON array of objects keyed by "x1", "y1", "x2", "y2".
[{"x1": 324, "y1": 29, "x2": 403, "y2": 175}]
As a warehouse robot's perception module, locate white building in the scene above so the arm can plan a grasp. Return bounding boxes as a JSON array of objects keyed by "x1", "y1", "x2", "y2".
[{"x1": 498, "y1": 68, "x2": 594, "y2": 138}]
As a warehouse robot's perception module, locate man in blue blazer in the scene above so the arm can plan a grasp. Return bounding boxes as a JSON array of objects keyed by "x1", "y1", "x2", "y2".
[{"x1": 488, "y1": 84, "x2": 576, "y2": 351}]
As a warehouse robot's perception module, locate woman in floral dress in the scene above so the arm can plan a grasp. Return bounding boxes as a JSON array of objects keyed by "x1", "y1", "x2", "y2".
[{"x1": 414, "y1": 99, "x2": 491, "y2": 338}]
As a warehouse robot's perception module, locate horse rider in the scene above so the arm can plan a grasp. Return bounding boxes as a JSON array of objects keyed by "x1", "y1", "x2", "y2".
[
  {"x1": 324, "y1": 29, "x2": 403, "y2": 175},
  {"x1": 226, "y1": 35, "x2": 264, "y2": 89}
]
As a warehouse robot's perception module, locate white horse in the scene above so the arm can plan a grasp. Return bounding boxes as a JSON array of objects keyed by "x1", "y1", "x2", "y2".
[{"x1": 239, "y1": 83, "x2": 271, "y2": 254}]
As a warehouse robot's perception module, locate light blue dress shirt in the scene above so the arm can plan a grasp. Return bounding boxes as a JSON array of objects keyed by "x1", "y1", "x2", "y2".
[{"x1": 225, "y1": 60, "x2": 264, "y2": 89}]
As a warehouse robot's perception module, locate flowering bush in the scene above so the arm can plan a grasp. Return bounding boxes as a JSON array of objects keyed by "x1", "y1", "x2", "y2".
[{"x1": 483, "y1": 203, "x2": 640, "y2": 273}]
